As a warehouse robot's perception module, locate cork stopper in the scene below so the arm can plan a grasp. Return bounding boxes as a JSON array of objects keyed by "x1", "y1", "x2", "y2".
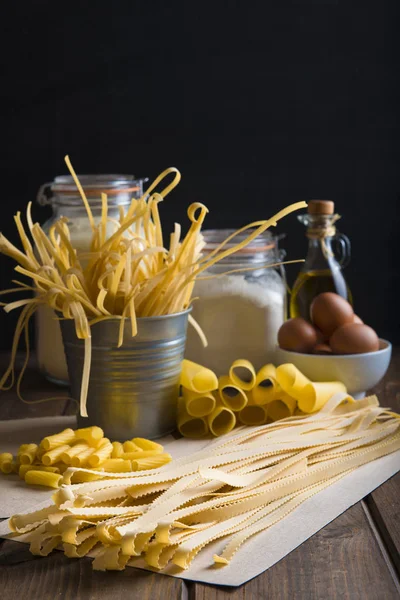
[{"x1": 307, "y1": 200, "x2": 334, "y2": 215}]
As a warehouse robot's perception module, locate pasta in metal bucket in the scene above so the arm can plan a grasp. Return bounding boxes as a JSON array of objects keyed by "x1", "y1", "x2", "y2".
[{"x1": 0, "y1": 155, "x2": 306, "y2": 434}]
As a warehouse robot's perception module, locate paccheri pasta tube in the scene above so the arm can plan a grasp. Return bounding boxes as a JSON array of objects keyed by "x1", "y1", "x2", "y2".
[
  {"x1": 179, "y1": 359, "x2": 353, "y2": 438},
  {"x1": 7, "y1": 394, "x2": 400, "y2": 572},
  {"x1": 0, "y1": 427, "x2": 169, "y2": 488},
  {"x1": 218, "y1": 376, "x2": 248, "y2": 412},
  {"x1": 182, "y1": 388, "x2": 216, "y2": 417},
  {"x1": 0, "y1": 157, "x2": 306, "y2": 417}
]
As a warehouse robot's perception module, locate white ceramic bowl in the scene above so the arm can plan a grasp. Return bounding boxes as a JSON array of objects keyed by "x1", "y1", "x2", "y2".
[{"x1": 275, "y1": 339, "x2": 392, "y2": 399}]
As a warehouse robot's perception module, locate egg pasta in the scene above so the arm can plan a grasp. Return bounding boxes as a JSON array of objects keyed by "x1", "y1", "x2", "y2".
[
  {"x1": 7, "y1": 394, "x2": 400, "y2": 572},
  {"x1": 0, "y1": 157, "x2": 305, "y2": 417},
  {"x1": 0, "y1": 427, "x2": 169, "y2": 487}
]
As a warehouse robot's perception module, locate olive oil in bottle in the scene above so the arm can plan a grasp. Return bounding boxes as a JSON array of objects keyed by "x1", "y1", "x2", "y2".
[{"x1": 290, "y1": 200, "x2": 352, "y2": 321}]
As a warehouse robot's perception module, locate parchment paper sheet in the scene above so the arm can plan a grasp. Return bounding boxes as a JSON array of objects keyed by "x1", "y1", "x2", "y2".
[{"x1": 0, "y1": 417, "x2": 399, "y2": 586}]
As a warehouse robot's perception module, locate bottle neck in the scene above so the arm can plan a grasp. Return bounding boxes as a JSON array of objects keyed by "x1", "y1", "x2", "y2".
[{"x1": 302, "y1": 214, "x2": 339, "y2": 271}]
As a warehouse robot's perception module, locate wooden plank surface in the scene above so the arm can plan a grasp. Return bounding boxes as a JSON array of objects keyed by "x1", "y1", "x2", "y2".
[
  {"x1": 0, "y1": 351, "x2": 399, "y2": 600},
  {"x1": 366, "y1": 352, "x2": 400, "y2": 574},
  {"x1": 192, "y1": 503, "x2": 399, "y2": 600}
]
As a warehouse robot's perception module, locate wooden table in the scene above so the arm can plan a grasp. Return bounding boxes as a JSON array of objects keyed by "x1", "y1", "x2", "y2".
[{"x1": 1, "y1": 352, "x2": 400, "y2": 600}]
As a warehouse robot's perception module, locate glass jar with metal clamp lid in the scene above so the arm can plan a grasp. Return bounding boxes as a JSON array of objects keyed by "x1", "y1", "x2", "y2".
[
  {"x1": 36, "y1": 174, "x2": 147, "y2": 385},
  {"x1": 185, "y1": 229, "x2": 287, "y2": 375}
]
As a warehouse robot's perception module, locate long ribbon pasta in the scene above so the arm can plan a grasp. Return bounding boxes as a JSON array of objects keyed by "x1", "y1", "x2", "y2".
[{"x1": 7, "y1": 394, "x2": 400, "y2": 573}]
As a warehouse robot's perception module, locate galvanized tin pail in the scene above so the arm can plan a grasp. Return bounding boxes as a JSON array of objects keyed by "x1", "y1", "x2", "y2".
[{"x1": 60, "y1": 310, "x2": 190, "y2": 440}]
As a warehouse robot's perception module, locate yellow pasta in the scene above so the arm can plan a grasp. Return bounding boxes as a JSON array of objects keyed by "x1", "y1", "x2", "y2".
[
  {"x1": 41, "y1": 428, "x2": 75, "y2": 451},
  {"x1": 24, "y1": 470, "x2": 63, "y2": 488},
  {"x1": 0, "y1": 452, "x2": 14, "y2": 474},
  {"x1": 60, "y1": 443, "x2": 91, "y2": 464},
  {"x1": 122, "y1": 441, "x2": 141, "y2": 453},
  {"x1": 182, "y1": 387, "x2": 216, "y2": 417},
  {"x1": 180, "y1": 359, "x2": 218, "y2": 394},
  {"x1": 19, "y1": 443, "x2": 39, "y2": 465},
  {"x1": 131, "y1": 453, "x2": 172, "y2": 471},
  {"x1": 69, "y1": 470, "x2": 105, "y2": 483},
  {"x1": 19, "y1": 464, "x2": 59, "y2": 479},
  {"x1": 238, "y1": 401, "x2": 268, "y2": 426},
  {"x1": 267, "y1": 394, "x2": 298, "y2": 421},
  {"x1": 8, "y1": 394, "x2": 400, "y2": 572},
  {"x1": 177, "y1": 398, "x2": 209, "y2": 438},
  {"x1": 275, "y1": 364, "x2": 311, "y2": 400},
  {"x1": 207, "y1": 405, "x2": 236, "y2": 437},
  {"x1": 101, "y1": 459, "x2": 132, "y2": 473},
  {"x1": 75, "y1": 426, "x2": 104, "y2": 446},
  {"x1": 132, "y1": 438, "x2": 164, "y2": 452},
  {"x1": 88, "y1": 439, "x2": 113, "y2": 467},
  {"x1": 70, "y1": 445, "x2": 95, "y2": 467},
  {"x1": 229, "y1": 359, "x2": 256, "y2": 391},
  {"x1": 122, "y1": 450, "x2": 160, "y2": 460},
  {"x1": 299, "y1": 382, "x2": 348, "y2": 413},
  {"x1": 42, "y1": 444, "x2": 71, "y2": 466},
  {"x1": 17, "y1": 444, "x2": 30, "y2": 456},
  {"x1": 0, "y1": 155, "x2": 305, "y2": 417},
  {"x1": 111, "y1": 441, "x2": 124, "y2": 458},
  {"x1": 252, "y1": 364, "x2": 279, "y2": 405},
  {"x1": 218, "y1": 376, "x2": 248, "y2": 411}
]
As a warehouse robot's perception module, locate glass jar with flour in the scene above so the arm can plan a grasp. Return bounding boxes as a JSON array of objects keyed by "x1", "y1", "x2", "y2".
[
  {"x1": 185, "y1": 229, "x2": 287, "y2": 375},
  {"x1": 36, "y1": 174, "x2": 147, "y2": 384}
]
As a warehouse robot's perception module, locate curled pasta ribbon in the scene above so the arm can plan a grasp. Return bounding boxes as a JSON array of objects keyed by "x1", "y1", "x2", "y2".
[
  {"x1": 177, "y1": 398, "x2": 209, "y2": 438},
  {"x1": 252, "y1": 364, "x2": 279, "y2": 405},
  {"x1": 207, "y1": 405, "x2": 236, "y2": 437},
  {"x1": 275, "y1": 364, "x2": 311, "y2": 400},
  {"x1": 229, "y1": 360, "x2": 256, "y2": 391},
  {"x1": 299, "y1": 382, "x2": 348, "y2": 414},
  {"x1": 180, "y1": 360, "x2": 218, "y2": 394},
  {"x1": 218, "y1": 376, "x2": 248, "y2": 412},
  {"x1": 182, "y1": 388, "x2": 216, "y2": 417}
]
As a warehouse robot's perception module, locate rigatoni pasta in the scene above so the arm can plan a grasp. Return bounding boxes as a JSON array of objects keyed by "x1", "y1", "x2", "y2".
[{"x1": 0, "y1": 427, "x2": 169, "y2": 487}]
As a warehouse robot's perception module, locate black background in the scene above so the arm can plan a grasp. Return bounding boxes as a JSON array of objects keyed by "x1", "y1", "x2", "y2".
[{"x1": 1, "y1": 1, "x2": 399, "y2": 350}]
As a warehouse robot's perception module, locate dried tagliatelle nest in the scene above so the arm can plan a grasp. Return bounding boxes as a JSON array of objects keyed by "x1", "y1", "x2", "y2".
[
  {"x1": 0, "y1": 156, "x2": 306, "y2": 416},
  {"x1": 9, "y1": 394, "x2": 400, "y2": 570}
]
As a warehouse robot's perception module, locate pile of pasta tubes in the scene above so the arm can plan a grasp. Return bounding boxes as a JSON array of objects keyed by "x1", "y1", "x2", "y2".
[
  {"x1": 0, "y1": 156, "x2": 305, "y2": 417},
  {"x1": 8, "y1": 394, "x2": 400, "y2": 571},
  {"x1": 178, "y1": 359, "x2": 347, "y2": 437},
  {"x1": 0, "y1": 426, "x2": 171, "y2": 488}
]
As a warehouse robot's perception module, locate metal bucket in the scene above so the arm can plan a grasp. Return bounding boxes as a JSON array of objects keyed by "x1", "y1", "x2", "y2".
[{"x1": 60, "y1": 310, "x2": 190, "y2": 440}]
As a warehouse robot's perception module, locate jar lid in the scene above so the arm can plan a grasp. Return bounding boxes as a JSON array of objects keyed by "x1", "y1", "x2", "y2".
[
  {"x1": 202, "y1": 229, "x2": 279, "y2": 255},
  {"x1": 37, "y1": 174, "x2": 148, "y2": 206},
  {"x1": 51, "y1": 175, "x2": 139, "y2": 196}
]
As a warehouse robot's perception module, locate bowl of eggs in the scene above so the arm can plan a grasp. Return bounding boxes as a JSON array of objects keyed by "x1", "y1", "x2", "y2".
[{"x1": 276, "y1": 292, "x2": 392, "y2": 398}]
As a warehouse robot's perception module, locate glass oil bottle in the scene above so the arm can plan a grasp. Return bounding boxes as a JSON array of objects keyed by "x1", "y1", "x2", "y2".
[{"x1": 290, "y1": 200, "x2": 352, "y2": 321}]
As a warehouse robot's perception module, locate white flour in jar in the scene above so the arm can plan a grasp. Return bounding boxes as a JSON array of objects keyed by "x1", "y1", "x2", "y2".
[{"x1": 185, "y1": 273, "x2": 285, "y2": 376}]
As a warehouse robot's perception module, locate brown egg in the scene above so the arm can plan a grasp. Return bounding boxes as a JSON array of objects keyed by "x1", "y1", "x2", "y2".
[
  {"x1": 278, "y1": 318, "x2": 318, "y2": 353},
  {"x1": 330, "y1": 323, "x2": 380, "y2": 354},
  {"x1": 312, "y1": 343, "x2": 333, "y2": 355},
  {"x1": 310, "y1": 292, "x2": 354, "y2": 337},
  {"x1": 353, "y1": 314, "x2": 364, "y2": 324}
]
